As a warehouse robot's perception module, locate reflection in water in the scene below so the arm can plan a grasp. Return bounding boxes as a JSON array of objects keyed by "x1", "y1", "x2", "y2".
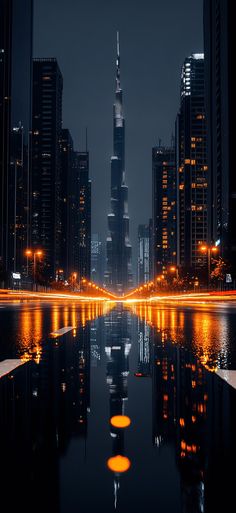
[
  {"x1": 90, "y1": 315, "x2": 105, "y2": 367},
  {"x1": 110, "y1": 415, "x2": 131, "y2": 428},
  {"x1": 132, "y1": 302, "x2": 236, "y2": 512},
  {"x1": 131, "y1": 303, "x2": 232, "y2": 371},
  {"x1": 152, "y1": 328, "x2": 206, "y2": 512},
  {"x1": 1, "y1": 302, "x2": 236, "y2": 512},
  {"x1": 136, "y1": 315, "x2": 152, "y2": 376},
  {"x1": 16, "y1": 301, "x2": 114, "y2": 363},
  {"x1": 105, "y1": 306, "x2": 132, "y2": 509},
  {"x1": 107, "y1": 455, "x2": 131, "y2": 473},
  {"x1": 0, "y1": 313, "x2": 92, "y2": 512},
  {"x1": 19, "y1": 307, "x2": 43, "y2": 363}
]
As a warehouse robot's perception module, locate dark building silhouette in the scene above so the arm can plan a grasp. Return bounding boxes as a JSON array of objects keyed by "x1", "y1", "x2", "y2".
[
  {"x1": 204, "y1": 0, "x2": 236, "y2": 277},
  {"x1": 137, "y1": 224, "x2": 151, "y2": 285},
  {"x1": 0, "y1": 0, "x2": 33, "y2": 279},
  {"x1": 74, "y1": 151, "x2": 91, "y2": 281},
  {"x1": 91, "y1": 233, "x2": 104, "y2": 285},
  {"x1": 31, "y1": 58, "x2": 63, "y2": 279},
  {"x1": 176, "y1": 54, "x2": 208, "y2": 273},
  {"x1": 59, "y1": 128, "x2": 74, "y2": 279},
  {"x1": 152, "y1": 144, "x2": 177, "y2": 277},
  {"x1": 106, "y1": 33, "x2": 132, "y2": 293}
]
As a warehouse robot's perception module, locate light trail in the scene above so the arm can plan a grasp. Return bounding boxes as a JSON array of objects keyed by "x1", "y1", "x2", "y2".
[{"x1": 0, "y1": 288, "x2": 236, "y2": 304}]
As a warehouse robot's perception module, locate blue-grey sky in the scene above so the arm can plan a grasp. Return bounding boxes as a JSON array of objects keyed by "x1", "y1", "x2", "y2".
[{"x1": 34, "y1": 0, "x2": 203, "y2": 264}]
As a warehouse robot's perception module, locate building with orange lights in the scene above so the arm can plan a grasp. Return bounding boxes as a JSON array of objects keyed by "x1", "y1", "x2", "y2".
[
  {"x1": 176, "y1": 54, "x2": 208, "y2": 273},
  {"x1": 152, "y1": 144, "x2": 177, "y2": 277}
]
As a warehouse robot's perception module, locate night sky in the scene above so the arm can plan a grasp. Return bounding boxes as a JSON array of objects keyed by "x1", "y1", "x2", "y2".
[{"x1": 34, "y1": 0, "x2": 203, "y2": 266}]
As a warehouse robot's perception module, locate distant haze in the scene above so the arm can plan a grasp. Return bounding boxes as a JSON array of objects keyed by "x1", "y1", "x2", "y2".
[{"x1": 34, "y1": 0, "x2": 203, "y2": 269}]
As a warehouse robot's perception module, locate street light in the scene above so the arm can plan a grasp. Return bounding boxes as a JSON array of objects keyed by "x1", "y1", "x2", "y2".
[
  {"x1": 25, "y1": 249, "x2": 43, "y2": 291},
  {"x1": 199, "y1": 245, "x2": 219, "y2": 288},
  {"x1": 72, "y1": 272, "x2": 77, "y2": 291},
  {"x1": 169, "y1": 266, "x2": 179, "y2": 279}
]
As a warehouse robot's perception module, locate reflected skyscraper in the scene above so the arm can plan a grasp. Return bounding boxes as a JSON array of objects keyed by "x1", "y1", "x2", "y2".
[
  {"x1": 105, "y1": 306, "x2": 132, "y2": 509},
  {"x1": 152, "y1": 330, "x2": 207, "y2": 512},
  {"x1": 106, "y1": 33, "x2": 132, "y2": 294},
  {"x1": 136, "y1": 316, "x2": 152, "y2": 377},
  {"x1": 0, "y1": 320, "x2": 91, "y2": 513}
]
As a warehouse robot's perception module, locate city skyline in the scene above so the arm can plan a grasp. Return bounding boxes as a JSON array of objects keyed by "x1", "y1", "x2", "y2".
[
  {"x1": 34, "y1": 0, "x2": 203, "y2": 253},
  {"x1": 1, "y1": 2, "x2": 236, "y2": 512},
  {"x1": 1, "y1": 0, "x2": 235, "y2": 292}
]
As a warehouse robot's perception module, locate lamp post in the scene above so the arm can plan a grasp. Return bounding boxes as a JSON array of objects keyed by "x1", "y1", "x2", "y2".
[
  {"x1": 25, "y1": 249, "x2": 43, "y2": 291},
  {"x1": 72, "y1": 272, "x2": 77, "y2": 292},
  {"x1": 199, "y1": 245, "x2": 218, "y2": 289},
  {"x1": 169, "y1": 266, "x2": 179, "y2": 279}
]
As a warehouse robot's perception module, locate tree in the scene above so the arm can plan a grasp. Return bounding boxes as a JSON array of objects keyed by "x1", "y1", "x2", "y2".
[{"x1": 210, "y1": 257, "x2": 227, "y2": 285}]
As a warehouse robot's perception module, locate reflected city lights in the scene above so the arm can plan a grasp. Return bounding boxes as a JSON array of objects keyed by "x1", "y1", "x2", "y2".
[
  {"x1": 15, "y1": 301, "x2": 115, "y2": 366},
  {"x1": 107, "y1": 455, "x2": 131, "y2": 473},
  {"x1": 110, "y1": 415, "x2": 131, "y2": 428},
  {"x1": 129, "y1": 302, "x2": 231, "y2": 372}
]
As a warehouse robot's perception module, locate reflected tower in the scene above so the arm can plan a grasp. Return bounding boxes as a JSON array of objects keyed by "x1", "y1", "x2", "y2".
[
  {"x1": 105, "y1": 306, "x2": 132, "y2": 509},
  {"x1": 106, "y1": 33, "x2": 132, "y2": 294}
]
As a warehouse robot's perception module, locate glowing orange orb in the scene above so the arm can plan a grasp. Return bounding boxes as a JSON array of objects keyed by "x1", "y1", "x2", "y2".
[
  {"x1": 110, "y1": 415, "x2": 131, "y2": 428},
  {"x1": 107, "y1": 455, "x2": 131, "y2": 473}
]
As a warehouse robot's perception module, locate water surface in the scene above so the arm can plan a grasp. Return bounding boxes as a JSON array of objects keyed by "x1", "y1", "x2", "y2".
[{"x1": 0, "y1": 300, "x2": 236, "y2": 513}]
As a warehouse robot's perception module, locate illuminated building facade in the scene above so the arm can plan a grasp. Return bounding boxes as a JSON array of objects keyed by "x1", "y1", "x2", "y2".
[
  {"x1": 137, "y1": 224, "x2": 151, "y2": 285},
  {"x1": 152, "y1": 145, "x2": 177, "y2": 277},
  {"x1": 176, "y1": 54, "x2": 208, "y2": 273},
  {"x1": 32, "y1": 58, "x2": 63, "y2": 279},
  {"x1": 204, "y1": 0, "x2": 236, "y2": 275},
  {"x1": 0, "y1": 0, "x2": 33, "y2": 278},
  {"x1": 106, "y1": 33, "x2": 132, "y2": 293}
]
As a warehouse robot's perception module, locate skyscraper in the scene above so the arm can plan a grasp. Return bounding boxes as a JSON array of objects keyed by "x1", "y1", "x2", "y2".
[
  {"x1": 91, "y1": 234, "x2": 104, "y2": 285},
  {"x1": 59, "y1": 128, "x2": 74, "y2": 278},
  {"x1": 137, "y1": 224, "x2": 150, "y2": 285},
  {"x1": 74, "y1": 151, "x2": 91, "y2": 282},
  {"x1": 32, "y1": 58, "x2": 63, "y2": 280},
  {"x1": 176, "y1": 54, "x2": 208, "y2": 274},
  {"x1": 106, "y1": 33, "x2": 132, "y2": 294},
  {"x1": 152, "y1": 144, "x2": 177, "y2": 277},
  {"x1": 204, "y1": 0, "x2": 236, "y2": 275},
  {"x1": 0, "y1": 0, "x2": 33, "y2": 279}
]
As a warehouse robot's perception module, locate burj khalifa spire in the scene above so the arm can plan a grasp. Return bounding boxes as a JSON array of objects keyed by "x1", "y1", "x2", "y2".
[{"x1": 106, "y1": 32, "x2": 132, "y2": 294}]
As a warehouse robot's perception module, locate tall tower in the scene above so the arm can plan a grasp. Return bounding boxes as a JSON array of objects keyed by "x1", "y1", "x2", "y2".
[
  {"x1": 176, "y1": 54, "x2": 208, "y2": 274},
  {"x1": 106, "y1": 32, "x2": 132, "y2": 294},
  {"x1": 152, "y1": 144, "x2": 177, "y2": 278},
  {"x1": 32, "y1": 58, "x2": 63, "y2": 279},
  {"x1": 0, "y1": 0, "x2": 33, "y2": 279},
  {"x1": 204, "y1": 0, "x2": 236, "y2": 275}
]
